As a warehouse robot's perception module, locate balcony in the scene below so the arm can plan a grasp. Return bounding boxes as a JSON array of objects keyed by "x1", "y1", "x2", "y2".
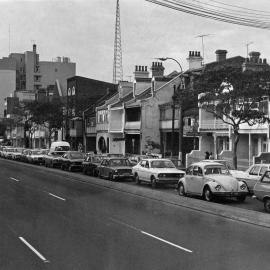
[
  {"x1": 96, "y1": 122, "x2": 108, "y2": 132},
  {"x1": 199, "y1": 119, "x2": 229, "y2": 131},
  {"x1": 125, "y1": 121, "x2": 141, "y2": 131},
  {"x1": 86, "y1": 126, "x2": 96, "y2": 134},
  {"x1": 70, "y1": 128, "x2": 82, "y2": 137}
]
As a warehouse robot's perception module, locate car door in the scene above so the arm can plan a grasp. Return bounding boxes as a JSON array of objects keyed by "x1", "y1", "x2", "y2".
[
  {"x1": 135, "y1": 161, "x2": 146, "y2": 180},
  {"x1": 144, "y1": 161, "x2": 151, "y2": 182},
  {"x1": 189, "y1": 166, "x2": 204, "y2": 194},
  {"x1": 184, "y1": 166, "x2": 194, "y2": 193},
  {"x1": 99, "y1": 160, "x2": 107, "y2": 177},
  {"x1": 255, "y1": 171, "x2": 270, "y2": 199},
  {"x1": 246, "y1": 165, "x2": 261, "y2": 191}
]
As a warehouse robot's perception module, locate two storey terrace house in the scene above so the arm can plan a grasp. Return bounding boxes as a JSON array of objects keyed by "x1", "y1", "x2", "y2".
[{"x1": 187, "y1": 50, "x2": 270, "y2": 169}]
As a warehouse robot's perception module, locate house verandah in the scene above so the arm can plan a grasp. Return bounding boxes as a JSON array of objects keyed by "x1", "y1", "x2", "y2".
[{"x1": 186, "y1": 123, "x2": 270, "y2": 170}]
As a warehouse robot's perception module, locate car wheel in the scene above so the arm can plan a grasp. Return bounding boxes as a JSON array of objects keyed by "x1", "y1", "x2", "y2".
[
  {"x1": 264, "y1": 198, "x2": 270, "y2": 213},
  {"x1": 151, "y1": 177, "x2": 157, "y2": 189},
  {"x1": 236, "y1": 195, "x2": 246, "y2": 202},
  {"x1": 203, "y1": 187, "x2": 213, "y2": 202},
  {"x1": 83, "y1": 167, "x2": 87, "y2": 175},
  {"x1": 135, "y1": 174, "x2": 141, "y2": 185},
  {"x1": 178, "y1": 183, "x2": 186, "y2": 196},
  {"x1": 61, "y1": 165, "x2": 65, "y2": 170}
]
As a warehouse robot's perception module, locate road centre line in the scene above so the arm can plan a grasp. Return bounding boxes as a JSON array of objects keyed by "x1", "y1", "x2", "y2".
[
  {"x1": 141, "y1": 231, "x2": 193, "y2": 253},
  {"x1": 19, "y1": 237, "x2": 50, "y2": 263},
  {"x1": 9, "y1": 177, "x2": 20, "y2": 182},
  {"x1": 110, "y1": 217, "x2": 192, "y2": 253},
  {"x1": 48, "y1": 192, "x2": 66, "y2": 201}
]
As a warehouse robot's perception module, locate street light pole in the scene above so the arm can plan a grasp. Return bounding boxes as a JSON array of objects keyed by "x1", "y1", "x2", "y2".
[{"x1": 156, "y1": 57, "x2": 184, "y2": 164}]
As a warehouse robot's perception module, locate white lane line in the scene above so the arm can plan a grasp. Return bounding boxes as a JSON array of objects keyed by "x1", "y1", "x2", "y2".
[
  {"x1": 9, "y1": 177, "x2": 20, "y2": 182},
  {"x1": 110, "y1": 217, "x2": 193, "y2": 253},
  {"x1": 19, "y1": 237, "x2": 50, "y2": 263},
  {"x1": 141, "y1": 231, "x2": 193, "y2": 253},
  {"x1": 48, "y1": 192, "x2": 66, "y2": 201}
]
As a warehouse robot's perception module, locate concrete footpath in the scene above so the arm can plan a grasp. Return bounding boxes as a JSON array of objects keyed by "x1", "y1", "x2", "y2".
[{"x1": 52, "y1": 169, "x2": 270, "y2": 229}]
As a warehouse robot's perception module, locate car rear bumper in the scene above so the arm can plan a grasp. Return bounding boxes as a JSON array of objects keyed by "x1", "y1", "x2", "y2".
[
  {"x1": 113, "y1": 174, "x2": 134, "y2": 180},
  {"x1": 156, "y1": 179, "x2": 179, "y2": 185}
]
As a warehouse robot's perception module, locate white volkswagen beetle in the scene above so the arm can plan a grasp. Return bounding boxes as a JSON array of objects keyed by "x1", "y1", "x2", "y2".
[
  {"x1": 132, "y1": 158, "x2": 185, "y2": 188},
  {"x1": 177, "y1": 161, "x2": 248, "y2": 202}
]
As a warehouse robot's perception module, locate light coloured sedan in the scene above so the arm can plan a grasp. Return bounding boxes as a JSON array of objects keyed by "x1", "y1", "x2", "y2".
[
  {"x1": 253, "y1": 170, "x2": 270, "y2": 213},
  {"x1": 132, "y1": 158, "x2": 185, "y2": 188},
  {"x1": 177, "y1": 161, "x2": 248, "y2": 202},
  {"x1": 237, "y1": 163, "x2": 270, "y2": 194}
]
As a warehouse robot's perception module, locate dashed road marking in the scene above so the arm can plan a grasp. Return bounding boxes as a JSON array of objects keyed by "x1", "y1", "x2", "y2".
[
  {"x1": 9, "y1": 177, "x2": 20, "y2": 182},
  {"x1": 19, "y1": 237, "x2": 50, "y2": 263},
  {"x1": 110, "y1": 217, "x2": 193, "y2": 253},
  {"x1": 141, "y1": 231, "x2": 193, "y2": 253},
  {"x1": 48, "y1": 192, "x2": 66, "y2": 201}
]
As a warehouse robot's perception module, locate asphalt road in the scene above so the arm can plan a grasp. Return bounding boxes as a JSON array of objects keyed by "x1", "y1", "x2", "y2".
[{"x1": 1, "y1": 158, "x2": 270, "y2": 270}]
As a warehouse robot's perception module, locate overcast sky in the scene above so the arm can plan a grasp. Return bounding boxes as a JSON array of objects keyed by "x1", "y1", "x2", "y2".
[{"x1": 0, "y1": 0, "x2": 269, "y2": 83}]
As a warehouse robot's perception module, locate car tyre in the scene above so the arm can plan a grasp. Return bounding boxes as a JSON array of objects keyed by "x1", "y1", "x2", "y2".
[
  {"x1": 135, "y1": 174, "x2": 141, "y2": 185},
  {"x1": 203, "y1": 187, "x2": 213, "y2": 202},
  {"x1": 236, "y1": 195, "x2": 246, "y2": 202},
  {"x1": 61, "y1": 165, "x2": 65, "y2": 170},
  {"x1": 109, "y1": 173, "x2": 114, "y2": 181},
  {"x1": 83, "y1": 167, "x2": 87, "y2": 175},
  {"x1": 178, "y1": 183, "x2": 186, "y2": 196},
  {"x1": 151, "y1": 177, "x2": 157, "y2": 189},
  {"x1": 264, "y1": 198, "x2": 270, "y2": 213}
]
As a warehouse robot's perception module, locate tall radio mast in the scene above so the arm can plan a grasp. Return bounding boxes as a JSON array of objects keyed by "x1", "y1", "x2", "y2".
[{"x1": 113, "y1": 0, "x2": 123, "y2": 84}]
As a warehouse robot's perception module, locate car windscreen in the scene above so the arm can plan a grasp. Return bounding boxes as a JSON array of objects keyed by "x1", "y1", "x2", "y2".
[
  {"x1": 92, "y1": 156, "x2": 101, "y2": 163},
  {"x1": 204, "y1": 165, "x2": 230, "y2": 175},
  {"x1": 70, "y1": 152, "x2": 85, "y2": 159},
  {"x1": 110, "y1": 159, "x2": 130, "y2": 166},
  {"x1": 32, "y1": 150, "x2": 43, "y2": 155},
  {"x1": 55, "y1": 146, "x2": 70, "y2": 151},
  {"x1": 151, "y1": 160, "x2": 176, "y2": 168}
]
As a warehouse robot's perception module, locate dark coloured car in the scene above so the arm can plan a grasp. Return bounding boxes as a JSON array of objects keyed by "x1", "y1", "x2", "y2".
[
  {"x1": 44, "y1": 151, "x2": 67, "y2": 168},
  {"x1": 20, "y1": 149, "x2": 32, "y2": 162},
  {"x1": 82, "y1": 155, "x2": 103, "y2": 176},
  {"x1": 98, "y1": 158, "x2": 134, "y2": 181},
  {"x1": 60, "y1": 151, "x2": 85, "y2": 172}
]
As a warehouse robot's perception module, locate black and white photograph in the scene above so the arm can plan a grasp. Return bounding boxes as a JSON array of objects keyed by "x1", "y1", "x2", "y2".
[{"x1": 1, "y1": 0, "x2": 270, "y2": 269}]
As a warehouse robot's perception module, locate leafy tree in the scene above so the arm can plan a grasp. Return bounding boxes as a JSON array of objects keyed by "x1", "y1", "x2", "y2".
[
  {"x1": 195, "y1": 66, "x2": 270, "y2": 168},
  {"x1": 26, "y1": 99, "x2": 64, "y2": 147}
]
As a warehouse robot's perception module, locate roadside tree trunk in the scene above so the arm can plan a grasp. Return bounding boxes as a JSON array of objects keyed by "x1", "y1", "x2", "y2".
[{"x1": 232, "y1": 129, "x2": 240, "y2": 169}]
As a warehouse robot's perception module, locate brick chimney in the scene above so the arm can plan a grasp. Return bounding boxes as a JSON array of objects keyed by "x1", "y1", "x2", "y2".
[
  {"x1": 151, "y1": 62, "x2": 164, "y2": 77},
  {"x1": 249, "y1": 51, "x2": 260, "y2": 63},
  {"x1": 133, "y1": 65, "x2": 149, "y2": 80},
  {"x1": 187, "y1": 51, "x2": 203, "y2": 70},
  {"x1": 215, "y1": 50, "x2": 227, "y2": 62}
]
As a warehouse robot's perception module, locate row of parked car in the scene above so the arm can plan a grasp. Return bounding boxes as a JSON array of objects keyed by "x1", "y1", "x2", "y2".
[{"x1": 1, "y1": 144, "x2": 270, "y2": 213}]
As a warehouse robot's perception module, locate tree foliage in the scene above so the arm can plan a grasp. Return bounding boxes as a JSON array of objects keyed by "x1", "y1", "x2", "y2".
[
  {"x1": 194, "y1": 65, "x2": 270, "y2": 168},
  {"x1": 26, "y1": 99, "x2": 64, "y2": 146}
]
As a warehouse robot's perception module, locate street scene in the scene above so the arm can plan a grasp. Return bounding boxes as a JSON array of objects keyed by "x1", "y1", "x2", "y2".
[{"x1": 1, "y1": 0, "x2": 270, "y2": 269}]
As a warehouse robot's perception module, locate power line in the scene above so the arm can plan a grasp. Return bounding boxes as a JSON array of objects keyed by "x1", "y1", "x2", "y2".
[
  {"x1": 207, "y1": 0, "x2": 270, "y2": 15},
  {"x1": 145, "y1": 0, "x2": 270, "y2": 29}
]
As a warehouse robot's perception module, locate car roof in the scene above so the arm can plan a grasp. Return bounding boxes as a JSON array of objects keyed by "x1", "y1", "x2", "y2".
[
  {"x1": 140, "y1": 158, "x2": 171, "y2": 162},
  {"x1": 190, "y1": 161, "x2": 226, "y2": 167}
]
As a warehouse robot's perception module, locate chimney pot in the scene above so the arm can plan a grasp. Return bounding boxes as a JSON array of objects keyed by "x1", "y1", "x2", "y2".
[
  {"x1": 145, "y1": 66, "x2": 148, "y2": 71},
  {"x1": 215, "y1": 49, "x2": 228, "y2": 62},
  {"x1": 263, "y1": 58, "x2": 267, "y2": 64}
]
